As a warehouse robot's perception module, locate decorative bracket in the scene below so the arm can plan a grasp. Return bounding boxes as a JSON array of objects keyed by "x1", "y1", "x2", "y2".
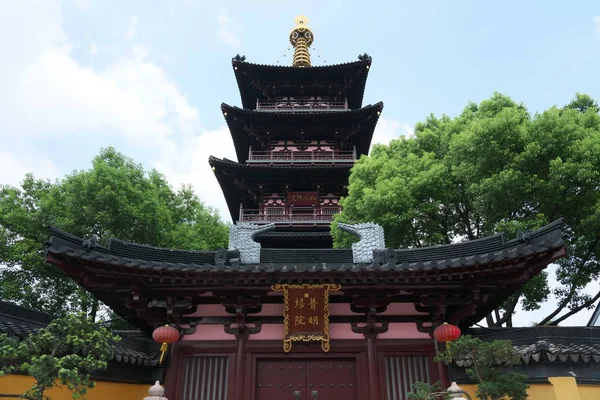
[
  {"x1": 349, "y1": 292, "x2": 393, "y2": 338},
  {"x1": 219, "y1": 293, "x2": 265, "y2": 339}
]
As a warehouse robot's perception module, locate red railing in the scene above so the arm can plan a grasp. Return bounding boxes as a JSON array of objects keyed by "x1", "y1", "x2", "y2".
[
  {"x1": 256, "y1": 101, "x2": 348, "y2": 112},
  {"x1": 239, "y1": 208, "x2": 341, "y2": 224},
  {"x1": 247, "y1": 150, "x2": 356, "y2": 163}
]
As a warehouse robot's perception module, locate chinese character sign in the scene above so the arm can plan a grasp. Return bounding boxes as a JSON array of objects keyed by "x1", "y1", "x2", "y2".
[
  {"x1": 271, "y1": 283, "x2": 341, "y2": 353},
  {"x1": 287, "y1": 191, "x2": 319, "y2": 206}
]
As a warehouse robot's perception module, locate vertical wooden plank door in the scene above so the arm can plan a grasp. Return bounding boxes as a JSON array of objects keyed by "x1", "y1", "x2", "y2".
[
  {"x1": 255, "y1": 359, "x2": 307, "y2": 400},
  {"x1": 255, "y1": 358, "x2": 357, "y2": 400},
  {"x1": 305, "y1": 359, "x2": 358, "y2": 400}
]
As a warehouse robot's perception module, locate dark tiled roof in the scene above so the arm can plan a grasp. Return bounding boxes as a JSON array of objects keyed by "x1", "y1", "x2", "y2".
[
  {"x1": 370, "y1": 219, "x2": 565, "y2": 271},
  {"x1": 0, "y1": 301, "x2": 160, "y2": 367},
  {"x1": 45, "y1": 221, "x2": 567, "y2": 330},
  {"x1": 232, "y1": 58, "x2": 372, "y2": 110},
  {"x1": 46, "y1": 219, "x2": 565, "y2": 274},
  {"x1": 208, "y1": 156, "x2": 353, "y2": 222},
  {"x1": 457, "y1": 327, "x2": 600, "y2": 366},
  {"x1": 220, "y1": 102, "x2": 383, "y2": 164}
]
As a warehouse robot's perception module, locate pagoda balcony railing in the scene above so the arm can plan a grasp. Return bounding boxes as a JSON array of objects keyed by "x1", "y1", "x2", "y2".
[
  {"x1": 256, "y1": 100, "x2": 348, "y2": 112},
  {"x1": 247, "y1": 150, "x2": 356, "y2": 164},
  {"x1": 239, "y1": 208, "x2": 340, "y2": 224}
]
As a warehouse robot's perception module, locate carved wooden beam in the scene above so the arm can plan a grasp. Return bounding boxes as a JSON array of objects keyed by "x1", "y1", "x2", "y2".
[
  {"x1": 216, "y1": 292, "x2": 267, "y2": 339},
  {"x1": 346, "y1": 290, "x2": 395, "y2": 338}
]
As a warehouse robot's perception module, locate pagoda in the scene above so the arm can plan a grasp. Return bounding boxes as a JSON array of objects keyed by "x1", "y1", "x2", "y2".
[
  {"x1": 209, "y1": 16, "x2": 382, "y2": 248},
  {"x1": 42, "y1": 16, "x2": 569, "y2": 400}
]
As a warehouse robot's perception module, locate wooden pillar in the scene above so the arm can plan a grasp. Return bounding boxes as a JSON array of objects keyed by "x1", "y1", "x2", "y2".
[
  {"x1": 163, "y1": 341, "x2": 179, "y2": 399},
  {"x1": 235, "y1": 335, "x2": 246, "y2": 400},
  {"x1": 219, "y1": 293, "x2": 264, "y2": 400},
  {"x1": 435, "y1": 340, "x2": 451, "y2": 389},
  {"x1": 366, "y1": 336, "x2": 380, "y2": 400},
  {"x1": 349, "y1": 292, "x2": 394, "y2": 400}
]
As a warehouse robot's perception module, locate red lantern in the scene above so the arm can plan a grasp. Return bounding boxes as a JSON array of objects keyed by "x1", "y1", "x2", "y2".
[
  {"x1": 153, "y1": 325, "x2": 180, "y2": 364},
  {"x1": 433, "y1": 322, "x2": 461, "y2": 343}
]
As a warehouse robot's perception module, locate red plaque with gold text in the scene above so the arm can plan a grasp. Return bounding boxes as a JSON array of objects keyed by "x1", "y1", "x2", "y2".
[
  {"x1": 271, "y1": 283, "x2": 341, "y2": 352},
  {"x1": 287, "y1": 191, "x2": 319, "y2": 206}
]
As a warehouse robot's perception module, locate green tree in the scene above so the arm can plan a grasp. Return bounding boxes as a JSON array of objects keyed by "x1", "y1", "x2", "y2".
[
  {"x1": 408, "y1": 381, "x2": 449, "y2": 400},
  {"x1": 333, "y1": 93, "x2": 600, "y2": 326},
  {"x1": 0, "y1": 147, "x2": 229, "y2": 320},
  {"x1": 0, "y1": 313, "x2": 120, "y2": 400},
  {"x1": 435, "y1": 335, "x2": 528, "y2": 400}
]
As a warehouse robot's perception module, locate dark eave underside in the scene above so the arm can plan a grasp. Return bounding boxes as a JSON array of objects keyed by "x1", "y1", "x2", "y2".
[
  {"x1": 46, "y1": 220, "x2": 566, "y2": 329},
  {"x1": 232, "y1": 58, "x2": 372, "y2": 110},
  {"x1": 221, "y1": 102, "x2": 383, "y2": 163},
  {"x1": 208, "y1": 156, "x2": 352, "y2": 222}
]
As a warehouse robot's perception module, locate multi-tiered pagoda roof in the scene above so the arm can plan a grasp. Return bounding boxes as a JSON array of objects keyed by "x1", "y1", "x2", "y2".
[
  {"x1": 231, "y1": 57, "x2": 373, "y2": 110},
  {"x1": 220, "y1": 101, "x2": 383, "y2": 164}
]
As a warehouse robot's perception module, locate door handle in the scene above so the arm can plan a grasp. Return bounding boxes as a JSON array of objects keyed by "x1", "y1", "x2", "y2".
[
  {"x1": 312, "y1": 390, "x2": 319, "y2": 399},
  {"x1": 293, "y1": 390, "x2": 301, "y2": 400}
]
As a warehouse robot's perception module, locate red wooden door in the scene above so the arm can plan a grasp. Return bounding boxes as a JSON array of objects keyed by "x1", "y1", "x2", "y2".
[
  {"x1": 306, "y1": 359, "x2": 358, "y2": 400},
  {"x1": 255, "y1": 359, "x2": 307, "y2": 400},
  {"x1": 255, "y1": 359, "x2": 358, "y2": 400}
]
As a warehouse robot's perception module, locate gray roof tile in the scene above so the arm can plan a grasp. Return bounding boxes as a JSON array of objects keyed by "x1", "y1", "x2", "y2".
[{"x1": 0, "y1": 301, "x2": 159, "y2": 367}]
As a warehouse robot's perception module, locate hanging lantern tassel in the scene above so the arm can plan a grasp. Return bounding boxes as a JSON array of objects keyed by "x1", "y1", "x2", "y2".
[
  {"x1": 159, "y1": 342, "x2": 168, "y2": 364},
  {"x1": 152, "y1": 325, "x2": 180, "y2": 364}
]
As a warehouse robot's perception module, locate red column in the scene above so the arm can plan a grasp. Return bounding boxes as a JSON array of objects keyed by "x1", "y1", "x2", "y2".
[
  {"x1": 235, "y1": 336, "x2": 246, "y2": 400},
  {"x1": 435, "y1": 340, "x2": 451, "y2": 389},
  {"x1": 367, "y1": 336, "x2": 381, "y2": 400}
]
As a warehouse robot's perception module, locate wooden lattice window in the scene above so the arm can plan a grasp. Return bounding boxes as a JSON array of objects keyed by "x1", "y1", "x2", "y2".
[
  {"x1": 181, "y1": 356, "x2": 229, "y2": 400},
  {"x1": 384, "y1": 355, "x2": 432, "y2": 400}
]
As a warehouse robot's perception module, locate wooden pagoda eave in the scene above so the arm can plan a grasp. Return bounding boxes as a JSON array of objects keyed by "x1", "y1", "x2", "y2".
[
  {"x1": 221, "y1": 102, "x2": 383, "y2": 163},
  {"x1": 46, "y1": 245, "x2": 563, "y2": 331},
  {"x1": 209, "y1": 157, "x2": 352, "y2": 221},
  {"x1": 231, "y1": 58, "x2": 372, "y2": 110},
  {"x1": 44, "y1": 219, "x2": 566, "y2": 331},
  {"x1": 47, "y1": 246, "x2": 562, "y2": 288}
]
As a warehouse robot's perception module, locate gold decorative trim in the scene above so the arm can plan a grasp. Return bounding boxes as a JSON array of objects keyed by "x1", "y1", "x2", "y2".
[{"x1": 272, "y1": 283, "x2": 341, "y2": 353}]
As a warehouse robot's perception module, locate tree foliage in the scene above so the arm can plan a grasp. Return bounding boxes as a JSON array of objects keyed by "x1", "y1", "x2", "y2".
[
  {"x1": 435, "y1": 335, "x2": 527, "y2": 400},
  {"x1": 408, "y1": 381, "x2": 449, "y2": 400},
  {"x1": 0, "y1": 147, "x2": 229, "y2": 319},
  {"x1": 333, "y1": 93, "x2": 600, "y2": 326},
  {"x1": 0, "y1": 313, "x2": 119, "y2": 400}
]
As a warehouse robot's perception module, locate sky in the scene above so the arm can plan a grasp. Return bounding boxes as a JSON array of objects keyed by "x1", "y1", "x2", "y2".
[{"x1": 1, "y1": 0, "x2": 599, "y2": 327}]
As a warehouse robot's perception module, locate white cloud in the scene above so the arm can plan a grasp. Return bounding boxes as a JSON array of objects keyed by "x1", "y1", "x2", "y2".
[
  {"x1": 0, "y1": 152, "x2": 61, "y2": 187},
  {"x1": 89, "y1": 42, "x2": 98, "y2": 55},
  {"x1": 0, "y1": 1, "x2": 226, "y2": 215},
  {"x1": 126, "y1": 16, "x2": 138, "y2": 40},
  {"x1": 370, "y1": 118, "x2": 414, "y2": 151},
  {"x1": 216, "y1": 7, "x2": 241, "y2": 47},
  {"x1": 594, "y1": 16, "x2": 600, "y2": 35},
  {"x1": 161, "y1": 54, "x2": 176, "y2": 64},
  {"x1": 153, "y1": 125, "x2": 237, "y2": 221},
  {"x1": 11, "y1": 42, "x2": 199, "y2": 148}
]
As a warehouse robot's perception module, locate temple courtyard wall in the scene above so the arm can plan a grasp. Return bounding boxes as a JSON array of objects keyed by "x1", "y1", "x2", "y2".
[{"x1": 0, "y1": 374, "x2": 147, "y2": 399}]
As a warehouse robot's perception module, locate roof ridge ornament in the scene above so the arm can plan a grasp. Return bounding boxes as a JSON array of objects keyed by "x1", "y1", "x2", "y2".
[
  {"x1": 290, "y1": 15, "x2": 313, "y2": 67},
  {"x1": 338, "y1": 222, "x2": 386, "y2": 263}
]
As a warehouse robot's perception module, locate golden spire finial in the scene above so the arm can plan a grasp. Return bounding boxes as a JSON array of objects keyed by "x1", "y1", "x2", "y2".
[{"x1": 289, "y1": 15, "x2": 313, "y2": 67}]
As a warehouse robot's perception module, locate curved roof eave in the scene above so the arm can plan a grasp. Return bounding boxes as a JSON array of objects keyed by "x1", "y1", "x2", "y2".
[
  {"x1": 231, "y1": 57, "x2": 373, "y2": 110},
  {"x1": 221, "y1": 102, "x2": 384, "y2": 163},
  {"x1": 208, "y1": 156, "x2": 353, "y2": 220}
]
